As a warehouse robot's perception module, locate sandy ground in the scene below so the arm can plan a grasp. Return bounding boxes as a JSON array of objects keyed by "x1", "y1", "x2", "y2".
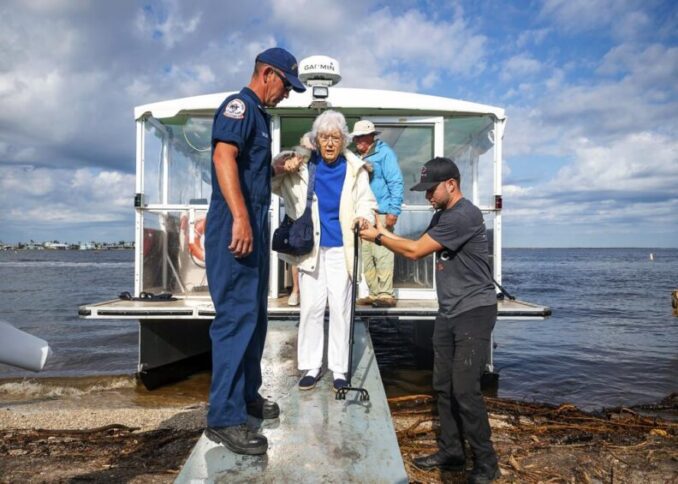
[
  {"x1": 0, "y1": 402, "x2": 206, "y2": 432},
  {"x1": 0, "y1": 391, "x2": 207, "y2": 483},
  {"x1": 0, "y1": 391, "x2": 676, "y2": 483}
]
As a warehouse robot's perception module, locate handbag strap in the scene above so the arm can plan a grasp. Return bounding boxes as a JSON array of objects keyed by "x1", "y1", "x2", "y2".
[{"x1": 305, "y1": 155, "x2": 317, "y2": 208}]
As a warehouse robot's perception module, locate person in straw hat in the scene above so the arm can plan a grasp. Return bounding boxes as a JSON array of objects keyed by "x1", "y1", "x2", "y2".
[{"x1": 351, "y1": 120, "x2": 403, "y2": 308}]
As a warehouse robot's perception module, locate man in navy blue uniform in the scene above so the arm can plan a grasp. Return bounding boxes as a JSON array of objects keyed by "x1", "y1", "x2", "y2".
[{"x1": 204, "y1": 47, "x2": 305, "y2": 455}]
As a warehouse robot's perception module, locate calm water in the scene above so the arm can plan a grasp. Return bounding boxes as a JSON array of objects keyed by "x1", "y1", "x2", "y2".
[{"x1": 0, "y1": 248, "x2": 675, "y2": 410}]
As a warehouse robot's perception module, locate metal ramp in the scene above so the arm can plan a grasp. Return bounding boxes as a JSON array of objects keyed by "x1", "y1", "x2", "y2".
[{"x1": 175, "y1": 319, "x2": 408, "y2": 483}]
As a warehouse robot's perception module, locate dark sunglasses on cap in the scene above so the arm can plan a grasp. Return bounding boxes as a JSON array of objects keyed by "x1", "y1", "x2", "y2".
[{"x1": 270, "y1": 68, "x2": 292, "y2": 92}]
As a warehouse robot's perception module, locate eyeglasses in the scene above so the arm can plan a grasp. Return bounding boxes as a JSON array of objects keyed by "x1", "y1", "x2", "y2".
[
  {"x1": 271, "y1": 69, "x2": 292, "y2": 92},
  {"x1": 317, "y1": 134, "x2": 342, "y2": 144}
]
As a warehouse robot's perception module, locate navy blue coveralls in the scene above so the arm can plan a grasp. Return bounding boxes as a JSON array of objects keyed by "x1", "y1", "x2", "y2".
[{"x1": 205, "y1": 87, "x2": 272, "y2": 428}]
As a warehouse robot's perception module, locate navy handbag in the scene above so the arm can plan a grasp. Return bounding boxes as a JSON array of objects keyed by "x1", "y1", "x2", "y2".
[{"x1": 272, "y1": 159, "x2": 317, "y2": 256}]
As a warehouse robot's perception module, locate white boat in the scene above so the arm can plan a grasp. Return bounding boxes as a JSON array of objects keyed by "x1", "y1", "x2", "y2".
[{"x1": 80, "y1": 57, "x2": 550, "y2": 388}]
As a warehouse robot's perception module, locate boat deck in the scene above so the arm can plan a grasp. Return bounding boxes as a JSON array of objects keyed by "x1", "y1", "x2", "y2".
[
  {"x1": 80, "y1": 296, "x2": 550, "y2": 320},
  {"x1": 175, "y1": 319, "x2": 408, "y2": 483}
]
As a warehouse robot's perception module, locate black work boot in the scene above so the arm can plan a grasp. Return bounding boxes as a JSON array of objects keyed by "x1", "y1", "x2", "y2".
[
  {"x1": 246, "y1": 395, "x2": 280, "y2": 419},
  {"x1": 468, "y1": 464, "x2": 501, "y2": 483},
  {"x1": 413, "y1": 451, "x2": 465, "y2": 472},
  {"x1": 205, "y1": 424, "x2": 268, "y2": 455}
]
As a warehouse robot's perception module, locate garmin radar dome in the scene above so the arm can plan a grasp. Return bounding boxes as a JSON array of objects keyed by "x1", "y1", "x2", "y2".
[{"x1": 299, "y1": 55, "x2": 341, "y2": 105}]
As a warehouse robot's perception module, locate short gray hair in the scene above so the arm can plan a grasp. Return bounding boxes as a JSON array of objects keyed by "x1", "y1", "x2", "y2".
[{"x1": 310, "y1": 110, "x2": 351, "y2": 150}]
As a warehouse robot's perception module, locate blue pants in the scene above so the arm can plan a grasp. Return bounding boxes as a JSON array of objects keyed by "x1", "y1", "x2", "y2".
[{"x1": 204, "y1": 201, "x2": 270, "y2": 427}]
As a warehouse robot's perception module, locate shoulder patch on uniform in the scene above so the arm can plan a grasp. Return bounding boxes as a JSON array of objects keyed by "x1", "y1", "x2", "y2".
[{"x1": 223, "y1": 99, "x2": 246, "y2": 119}]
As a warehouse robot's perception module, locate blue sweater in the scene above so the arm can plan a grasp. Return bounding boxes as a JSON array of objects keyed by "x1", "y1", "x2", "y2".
[{"x1": 314, "y1": 155, "x2": 346, "y2": 247}]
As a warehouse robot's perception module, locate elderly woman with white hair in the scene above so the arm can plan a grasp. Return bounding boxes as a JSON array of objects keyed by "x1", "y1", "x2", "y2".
[{"x1": 272, "y1": 110, "x2": 377, "y2": 392}]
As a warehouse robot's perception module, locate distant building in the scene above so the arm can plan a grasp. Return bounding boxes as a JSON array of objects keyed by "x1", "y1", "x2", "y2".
[{"x1": 43, "y1": 242, "x2": 68, "y2": 250}]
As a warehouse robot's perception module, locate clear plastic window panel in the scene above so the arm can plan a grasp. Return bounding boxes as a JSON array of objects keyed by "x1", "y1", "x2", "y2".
[
  {"x1": 444, "y1": 116, "x2": 496, "y2": 208},
  {"x1": 144, "y1": 116, "x2": 213, "y2": 206},
  {"x1": 482, "y1": 210, "x2": 496, "y2": 275},
  {"x1": 392, "y1": 210, "x2": 435, "y2": 289},
  {"x1": 143, "y1": 121, "x2": 163, "y2": 205},
  {"x1": 372, "y1": 124, "x2": 436, "y2": 290},
  {"x1": 142, "y1": 209, "x2": 274, "y2": 296},
  {"x1": 142, "y1": 209, "x2": 209, "y2": 296},
  {"x1": 377, "y1": 125, "x2": 434, "y2": 206},
  {"x1": 476, "y1": 148, "x2": 496, "y2": 209}
]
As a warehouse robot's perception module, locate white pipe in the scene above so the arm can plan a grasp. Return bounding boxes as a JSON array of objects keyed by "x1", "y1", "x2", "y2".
[
  {"x1": 135, "y1": 120, "x2": 145, "y2": 296},
  {"x1": 269, "y1": 115, "x2": 281, "y2": 299},
  {"x1": 0, "y1": 322, "x2": 52, "y2": 372}
]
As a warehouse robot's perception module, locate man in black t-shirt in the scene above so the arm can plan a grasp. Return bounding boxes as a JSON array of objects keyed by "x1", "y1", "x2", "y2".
[{"x1": 360, "y1": 157, "x2": 500, "y2": 483}]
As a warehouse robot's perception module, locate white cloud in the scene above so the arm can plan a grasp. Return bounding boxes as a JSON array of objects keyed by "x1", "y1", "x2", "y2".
[
  {"x1": 420, "y1": 71, "x2": 440, "y2": 89},
  {"x1": 501, "y1": 54, "x2": 543, "y2": 81},
  {"x1": 0, "y1": 1, "x2": 265, "y2": 174},
  {"x1": 516, "y1": 28, "x2": 550, "y2": 48},
  {"x1": 598, "y1": 43, "x2": 678, "y2": 91},
  {"x1": 135, "y1": 0, "x2": 202, "y2": 49},
  {"x1": 271, "y1": 3, "x2": 487, "y2": 90},
  {"x1": 501, "y1": 131, "x2": 677, "y2": 245},
  {"x1": 367, "y1": 8, "x2": 486, "y2": 75},
  {"x1": 500, "y1": 22, "x2": 677, "y2": 246},
  {"x1": 0, "y1": 0, "x2": 674, "y2": 246},
  {"x1": 20, "y1": 0, "x2": 88, "y2": 13},
  {"x1": 0, "y1": 166, "x2": 134, "y2": 225},
  {"x1": 0, "y1": 166, "x2": 54, "y2": 196},
  {"x1": 270, "y1": 0, "x2": 351, "y2": 34},
  {"x1": 550, "y1": 132, "x2": 678, "y2": 193},
  {"x1": 503, "y1": 37, "x2": 677, "y2": 162},
  {"x1": 503, "y1": 184, "x2": 532, "y2": 197},
  {"x1": 540, "y1": 0, "x2": 651, "y2": 39}
]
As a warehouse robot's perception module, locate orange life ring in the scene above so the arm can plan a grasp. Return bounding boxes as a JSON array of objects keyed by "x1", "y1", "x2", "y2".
[
  {"x1": 180, "y1": 216, "x2": 206, "y2": 262},
  {"x1": 189, "y1": 218, "x2": 206, "y2": 261}
]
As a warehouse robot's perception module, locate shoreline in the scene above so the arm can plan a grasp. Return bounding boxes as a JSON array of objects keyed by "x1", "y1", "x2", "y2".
[{"x1": 0, "y1": 383, "x2": 675, "y2": 483}]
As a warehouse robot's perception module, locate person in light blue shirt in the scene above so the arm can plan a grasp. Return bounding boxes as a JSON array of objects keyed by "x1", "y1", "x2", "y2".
[{"x1": 352, "y1": 120, "x2": 404, "y2": 308}]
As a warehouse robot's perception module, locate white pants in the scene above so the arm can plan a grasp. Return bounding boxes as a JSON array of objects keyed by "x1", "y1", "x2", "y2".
[{"x1": 298, "y1": 246, "x2": 351, "y2": 374}]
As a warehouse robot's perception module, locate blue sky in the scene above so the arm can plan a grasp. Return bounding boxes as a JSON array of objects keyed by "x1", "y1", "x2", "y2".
[{"x1": 0, "y1": 0, "x2": 676, "y2": 247}]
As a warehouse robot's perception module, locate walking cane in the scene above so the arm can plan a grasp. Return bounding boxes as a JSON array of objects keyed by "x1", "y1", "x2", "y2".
[{"x1": 336, "y1": 222, "x2": 370, "y2": 401}]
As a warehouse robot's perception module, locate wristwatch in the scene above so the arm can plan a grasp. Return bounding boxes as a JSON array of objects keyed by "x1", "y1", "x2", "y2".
[{"x1": 375, "y1": 233, "x2": 384, "y2": 246}]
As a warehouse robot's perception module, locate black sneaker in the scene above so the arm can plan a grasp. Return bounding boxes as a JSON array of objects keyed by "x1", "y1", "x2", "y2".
[
  {"x1": 246, "y1": 395, "x2": 280, "y2": 419},
  {"x1": 205, "y1": 424, "x2": 268, "y2": 455},
  {"x1": 413, "y1": 451, "x2": 465, "y2": 472},
  {"x1": 468, "y1": 465, "x2": 501, "y2": 483}
]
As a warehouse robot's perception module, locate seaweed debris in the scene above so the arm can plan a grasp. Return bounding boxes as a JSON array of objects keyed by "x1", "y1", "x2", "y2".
[{"x1": 390, "y1": 393, "x2": 678, "y2": 483}]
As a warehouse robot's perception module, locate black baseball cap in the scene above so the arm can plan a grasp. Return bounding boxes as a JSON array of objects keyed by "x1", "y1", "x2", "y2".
[
  {"x1": 255, "y1": 47, "x2": 306, "y2": 93},
  {"x1": 410, "y1": 157, "x2": 461, "y2": 191}
]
